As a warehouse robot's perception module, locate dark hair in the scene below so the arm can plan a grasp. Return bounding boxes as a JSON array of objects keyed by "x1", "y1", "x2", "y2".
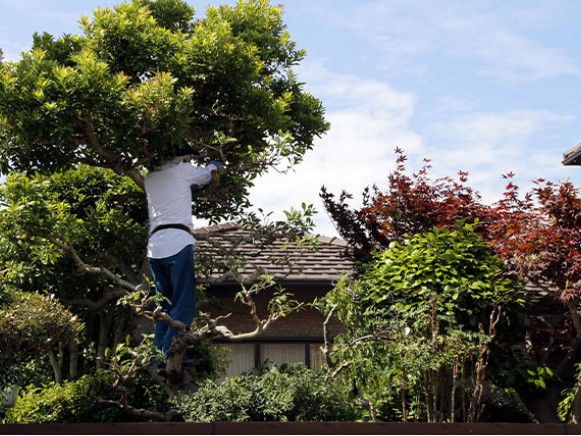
[{"x1": 175, "y1": 141, "x2": 199, "y2": 157}]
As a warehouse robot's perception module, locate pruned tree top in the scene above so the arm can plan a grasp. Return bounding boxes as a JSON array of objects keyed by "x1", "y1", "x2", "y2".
[{"x1": 0, "y1": 0, "x2": 329, "y2": 218}]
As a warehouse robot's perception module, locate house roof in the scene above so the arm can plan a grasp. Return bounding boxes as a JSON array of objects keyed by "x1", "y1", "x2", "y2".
[
  {"x1": 563, "y1": 143, "x2": 581, "y2": 166},
  {"x1": 193, "y1": 222, "x2": 354, "y2": 284}
]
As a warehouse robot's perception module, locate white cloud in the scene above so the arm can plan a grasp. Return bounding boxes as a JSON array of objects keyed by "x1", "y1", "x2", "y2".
[
  {"x1": 444, "y1": 19, "x2": 581, "y2": 83},
  {"x1": 248, "y1": 61, "x2": 421, "y2": 236},
  {"x1": 423, "y1": 108, "x2": 576, "y2": 203},
  {"x1": 303, "y1": 0, "x2": 581, "y2": 83}
]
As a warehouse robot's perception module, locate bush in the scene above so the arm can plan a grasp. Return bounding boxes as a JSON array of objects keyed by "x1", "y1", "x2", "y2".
[
  {"x1": 5, "y1": 370, "x2": 168, "y2": 423},
  {"x1": 317, "y1": 222, "x2": 526, "y2": 422},
  {"x1": 0, "y1": 292, "x2": 83, "y2": 365},
  {"x1": 179, "y1": 363, "x2": 361, "y2": 422}
]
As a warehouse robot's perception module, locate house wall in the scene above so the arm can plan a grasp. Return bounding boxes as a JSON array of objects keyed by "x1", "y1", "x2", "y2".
[
  {"x1": 204, "y1": 282, "x2": 345, "y2": 340},
  {"x1": 205, "y1": 282, "x2": 345, "y2": 378}
]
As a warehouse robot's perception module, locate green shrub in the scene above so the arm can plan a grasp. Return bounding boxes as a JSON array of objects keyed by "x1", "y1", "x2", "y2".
[
  {"x1": 5, "y1": 370, "x2": 168, "y2": 423},
  {"x1": 179, "y1": 363, "x2": 360, "y2": 422},
  {"x1": 0, "y1": 292, "x2": 84, "y2": 366}
]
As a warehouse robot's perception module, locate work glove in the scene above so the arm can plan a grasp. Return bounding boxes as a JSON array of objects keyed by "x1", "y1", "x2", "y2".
[{"x1": 209, "y1": 160, "x2": 221, "y2": 170}]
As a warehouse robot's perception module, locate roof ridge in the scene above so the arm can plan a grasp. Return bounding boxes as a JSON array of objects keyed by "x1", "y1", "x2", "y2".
[
  {"x1": 317, "y1": 235, "x2": 349, "y2": 247},
  {"x1": 193, "y1": 221, "x2": 239, "y2": 234},
  {"x1": 194, "y1": 222, "x2": 349, "y2": 246}
]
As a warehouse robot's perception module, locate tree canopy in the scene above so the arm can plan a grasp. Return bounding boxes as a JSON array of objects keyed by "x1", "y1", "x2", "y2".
[{"x1": 0, "y1": 0, "x2": 328, "y2": 217}]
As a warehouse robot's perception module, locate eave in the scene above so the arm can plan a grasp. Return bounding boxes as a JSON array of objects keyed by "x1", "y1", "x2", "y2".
[{"x1": 563, "y1": 143, "x2": 581, "y2": 166}]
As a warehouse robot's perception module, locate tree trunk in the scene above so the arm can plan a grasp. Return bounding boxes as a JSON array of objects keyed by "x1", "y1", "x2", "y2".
[
  {"x1": 401, "y1": 364, "x2": 408, "y2": 422},
  {"x1": 425, "y1": 372, "x2": 433, "y2": 422},
  {"x1": 69, "y1": 340, "x2": 79, "y2": 379},
  {"x1": 97, "y1": 310, "x2": 114, "y2": 369},
  {"x1": 451, "y1": 360, "x2": 458, "y2": 423},
  {"x1": 572, "y1": 374, "x2": 581, "y2": 424},
  {"x1": 48, "y1": 347, "x2": 63, "y2": 384},
  {"x1": 369, "y1": 401, "x2": 377, "y2": 422},
  {"x1": 113, "y1": 311, "x2": 126, "y2": 352}
]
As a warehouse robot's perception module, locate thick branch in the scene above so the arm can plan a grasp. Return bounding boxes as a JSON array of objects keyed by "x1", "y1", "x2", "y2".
[
  {"x1": 95, "y1": 397, "x2": 167, "y2": 420},
  {"x1": 322, "y1": 305, "x2": 338, "y2": 368},
  {"x1": 331, "y1": 362, "x2": 351, "y2": 379},
  {"x1": 82, "y1": 117, "x2": 145, "y2": 190},
  {"x1": 141, "y1": 297, "x2": 304, "y2": 385},
  {"x1": 47, "y1": 236, "x2": 137, "y2": 292},
  {"x1": 62, "y1": 289, "x2": 127, "y2": 311}
]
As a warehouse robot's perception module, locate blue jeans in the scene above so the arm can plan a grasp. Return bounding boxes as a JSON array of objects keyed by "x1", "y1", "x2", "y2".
[{"x1": 148, "y1": 245, "x2": 196, "y2": 360}]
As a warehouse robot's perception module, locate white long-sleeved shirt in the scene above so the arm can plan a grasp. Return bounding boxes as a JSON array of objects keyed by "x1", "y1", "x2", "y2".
[{"x1": 145, "y1": 161, "x2": 216, "y2": 259}]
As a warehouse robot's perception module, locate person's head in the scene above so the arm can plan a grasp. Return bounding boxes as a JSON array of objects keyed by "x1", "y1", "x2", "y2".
[
  {"x1": 154, "y1": 142, "x2": 198, "y2": 170},
  {"x1": 175, "y1": 142, "x2": 197, "y2": 161}
]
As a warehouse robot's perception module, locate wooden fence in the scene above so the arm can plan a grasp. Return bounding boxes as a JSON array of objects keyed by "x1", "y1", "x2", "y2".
[{"x1": 2, "y1": 422, "x2": 581, "y2": 434}]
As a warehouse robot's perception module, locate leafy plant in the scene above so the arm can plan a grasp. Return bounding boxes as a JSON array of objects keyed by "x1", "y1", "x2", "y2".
[
  {"x1": 178, "y1": 363, "x2": 360, "y2": 422},
  {"x1": 0, "y1": 292, "x2": 84, "y2": 383},
  {"x1": 5, "y1": 370, "x2": 168, "y2": 423},
  {"x1": 317, "y1": 222, "x2": 525, "y2": 422}
]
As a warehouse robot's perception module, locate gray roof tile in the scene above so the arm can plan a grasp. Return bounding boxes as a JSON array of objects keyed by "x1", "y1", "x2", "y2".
[{"x1": 193, "y1": 222, "x2": 354, "y2": 283}]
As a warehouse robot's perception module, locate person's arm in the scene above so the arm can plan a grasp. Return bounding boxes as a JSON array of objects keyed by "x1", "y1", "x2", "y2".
[{"x1": 190, "y1": 161, "x2": 221, "y2": 191}]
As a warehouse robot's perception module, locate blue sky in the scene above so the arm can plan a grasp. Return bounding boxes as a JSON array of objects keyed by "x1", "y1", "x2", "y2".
[{"x1": 1, "y1": 0, "x2": 581, "y2": 235}]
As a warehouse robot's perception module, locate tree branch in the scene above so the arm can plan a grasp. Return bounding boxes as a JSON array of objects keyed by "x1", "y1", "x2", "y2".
[
  {"x1": 62, "y1": 289, "x2": 127, "y2": 311},
  {"x1": 82, "y1": 117, "x2": 145, "y2": 190},
  {"x1": 322, "y1": 304, "x2": 338, "y2": 368},
  {"x1": 47, "y1": 236, "x2": 137, "y2": 292},
  {"x1": 95, "y1": 397, "x2": 168, "y2": 421}
]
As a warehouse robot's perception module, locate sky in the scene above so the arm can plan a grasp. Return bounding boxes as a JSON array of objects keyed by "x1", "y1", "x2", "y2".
[{"x1": 1, "y1": 0, "x2": 581, "y2": 236}]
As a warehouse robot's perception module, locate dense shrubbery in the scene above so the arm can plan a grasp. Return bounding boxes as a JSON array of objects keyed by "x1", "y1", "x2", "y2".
[
  {"x1": 317, "y1": 223, "x2": 526, "y2": 422},
  {"x1": 0, "y1": 293, "x2": 83, "y2": 370},
  {"x1": 179, "y1": 363, "x2": 361, "y2": 422},
  {"x1": 5, "y1": 370, "x2": 168, "y2": 423}
]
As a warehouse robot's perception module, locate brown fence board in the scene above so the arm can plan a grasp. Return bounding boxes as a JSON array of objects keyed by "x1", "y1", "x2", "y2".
[{"x1": 0, "y1": 422, "x2": 578, "y2": 435}]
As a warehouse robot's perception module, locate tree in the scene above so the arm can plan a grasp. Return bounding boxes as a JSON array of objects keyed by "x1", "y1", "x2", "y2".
[
  {"x1": 0, "y1": 166, "x2": 148, "y2": 378},
  {"x1": 0, "y1": 0, "x2": 328, "y2": 419},
  {"x1": 488, "y1": 178, "x2": 581, "y2": 422},
  {"x1": 0, "y1": 0, "x2": 328, "y2": 214},
  {"x1": 317, "y1": 223, "x2": 525, "y2": 422},
  {"x1": 0, "y1": 293, "x2": 84, "y2": 384},
  {"x1": 320, "y1": 148, "x2": 488, "y2": 268},
  {"x1": 320, "y1": 150, "x2": 580, "y2": 422}
]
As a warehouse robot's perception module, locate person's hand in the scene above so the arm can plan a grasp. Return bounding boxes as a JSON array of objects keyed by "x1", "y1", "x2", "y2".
[
  {"x1": 209, "y1": 160, "x2": 221, "y2": 170},
  {"x1": 191, "y1": 183, "x2": 206, "y2": 191}
]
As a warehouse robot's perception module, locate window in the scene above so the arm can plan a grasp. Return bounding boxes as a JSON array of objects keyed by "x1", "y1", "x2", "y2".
[
  {"x1": 309, "y1": 344, "x2": 326, "y2": 371},
  {"x1": 215, "y1": 342, "x2": 324, "y2": 379},
  {"x1": 221, "y1": 343, "x2": 255, "y2": 379},
  {"x1": 261, "y1": 343, "x2": 305, "y2": 367}
]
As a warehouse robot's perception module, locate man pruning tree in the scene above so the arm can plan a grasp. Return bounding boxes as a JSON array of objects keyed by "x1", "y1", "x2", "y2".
[{"x1": 144, "y1": 144, "x2": 221, "y2": 367}]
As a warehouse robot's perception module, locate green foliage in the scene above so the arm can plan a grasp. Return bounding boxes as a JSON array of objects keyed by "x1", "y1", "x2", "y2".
[
  {"x1": 179, "y1": 363, "x2": 360, "y2": 422},
  {"x1": 5, "y1": 370, "x2": 168, "y2": 423},
  {"x1": 358, "y1": 221, "x2": 524, "y2": 334},
  {"x1": 558, "y1": 363, "x2": 581, "y2": 423},
  {"x1": 317, "y1": 222, "x2": 525, "y2": 421},
  {"x1": 0, "y1": 165, "x2": 146, "y2": 300},
  {"x1": 0, "y1": 0, "x2": 329, "y2": 217},
  {"x1": 0, "y1": 292, "x2": 83, "y2": 365}
]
